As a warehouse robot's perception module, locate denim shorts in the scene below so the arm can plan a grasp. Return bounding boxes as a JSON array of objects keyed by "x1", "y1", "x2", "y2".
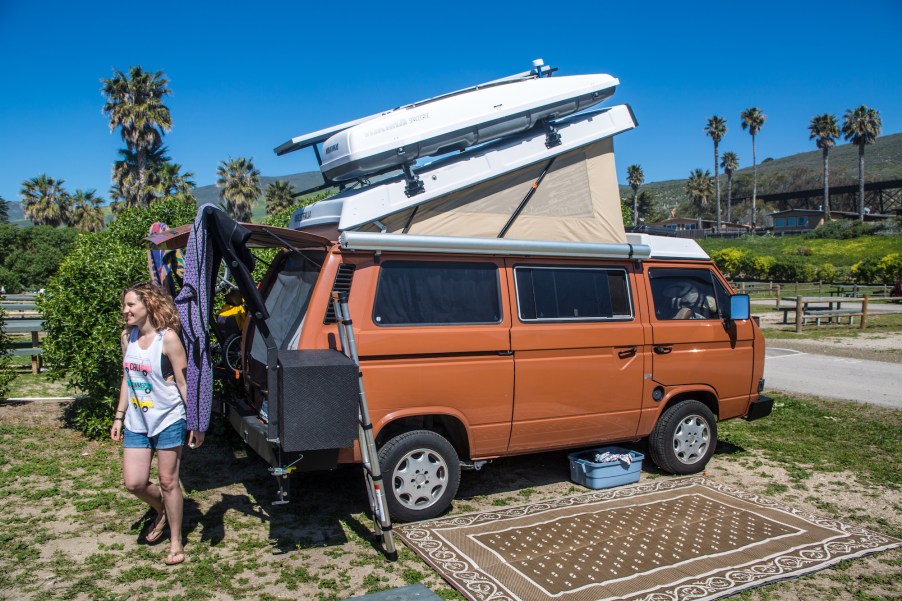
[{"x1": 124, "y1": 419, "x2": 186, "y2": 450}]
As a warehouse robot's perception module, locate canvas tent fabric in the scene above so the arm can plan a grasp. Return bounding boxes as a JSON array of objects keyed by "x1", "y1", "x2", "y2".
[{"x1": 355, "y1": 139, "x2": 626, "y2": 243}]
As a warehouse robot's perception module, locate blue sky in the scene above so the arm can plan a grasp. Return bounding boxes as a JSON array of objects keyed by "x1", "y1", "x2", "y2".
[{"x1": 2, "y1": 0, "x2": 901, "y2": 206}]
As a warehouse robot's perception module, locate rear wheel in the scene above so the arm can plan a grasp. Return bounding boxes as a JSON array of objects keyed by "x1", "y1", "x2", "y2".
[
  {"x1": 649, "y1": 400, "x2": 717, "y2": 474},
  {"x1": 223, "y1": 334, "x2": 242, "y2": 373},
  {"x1": 378, "y1": 430, "x2": 460, "y2": 522}
]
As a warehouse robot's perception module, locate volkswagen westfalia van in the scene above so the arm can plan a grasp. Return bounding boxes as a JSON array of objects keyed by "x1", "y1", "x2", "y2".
[{"x1": 229, "y1": 228, "x2": 771, "y2": 521}]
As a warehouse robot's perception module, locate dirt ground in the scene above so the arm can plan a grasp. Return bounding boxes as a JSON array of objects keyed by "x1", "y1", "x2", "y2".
[{"x1": 1, "y1": 334, "x2": 900, "y2": 599}]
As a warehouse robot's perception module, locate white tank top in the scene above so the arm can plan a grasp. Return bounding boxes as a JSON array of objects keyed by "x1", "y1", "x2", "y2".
[{"x1": 122, "y1": 328, "x2": 186, "y2": 437}]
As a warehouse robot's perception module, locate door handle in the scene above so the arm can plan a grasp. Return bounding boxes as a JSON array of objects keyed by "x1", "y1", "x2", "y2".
[
  {"x1": 654, "y1": 346, "x2": 673, "y2": 355},
  {"x1": 617, "y1": 347, "x2": 637, "y2": 359},
  {"x1": 497, "y1": 350, "x2": 513, "y2": 356}
]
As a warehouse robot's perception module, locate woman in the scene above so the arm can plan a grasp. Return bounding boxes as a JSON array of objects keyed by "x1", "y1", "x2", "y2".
[{"x1": 110, "y1": 282, "x2": 204, "y2": 565}]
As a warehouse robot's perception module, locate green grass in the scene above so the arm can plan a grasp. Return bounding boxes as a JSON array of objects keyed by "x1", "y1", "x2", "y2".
[
  {"x1": 762, "y1": 312, "x2": 902, "y2": 340},
  {"x1": 719, "y1": 393, "x2": 902, "y2": 490},
  {"x1": 0, "y1": 374, "x2": 898, "y2": 600}
]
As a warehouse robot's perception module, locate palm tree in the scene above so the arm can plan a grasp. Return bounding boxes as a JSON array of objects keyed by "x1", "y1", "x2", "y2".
[
  {"x1": 265, "y1": 180, "x2": 298, "y2": 215},
  {"x1": 841, "y1": 105, "x2": 882, "y2": 222},
  {"x1": 0, "y1": 195, "x2": 8, "y2": 225},
  {"x1": 704, "y1": 116, "x2": 727, "y2": 230},
  {"x1": 740, "y1": 107, "x2": 766, "y2": 226},
  {"x1": 719, "y1": 151, "x2": 739, "y2": 225},
  {"x1": 19, "y1": 174, "x2": 70, "y2": 226},
  {"x1": 217, "y1": 157, "x2": 261, "y2": 222},
  {"x1": 808, "y1": 114, "x2": 839, "y2": 224},
  {"x1": 626, "y1": 165, "x2": 644, "y2": 226},
  {"x1": 686, "y1": 168, "x2": 714, "y2": 230},
  {"x1": 110, "y1": 145, "x2": 167, "y2": 208},
  {"x1": 151, "y1": 161, "x2": 195, "y2": 201},
  {"x1": 102, "y1": 66, "x2": 172, "y2": 207},
  {"x1": 69, "y1": 189, "x2": 106, "y2": 233}
]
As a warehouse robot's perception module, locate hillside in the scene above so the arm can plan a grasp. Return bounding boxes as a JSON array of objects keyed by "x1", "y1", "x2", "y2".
[
  {"x1": 627, "y1": 132, "x2": 902, "y2": 214},
  {"x1": 8, "y1": 132, "x2": 902, "y2": 226}
]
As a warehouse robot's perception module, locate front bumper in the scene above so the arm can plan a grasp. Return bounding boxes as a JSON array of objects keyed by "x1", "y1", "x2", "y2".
[{"x1": 745, "y1": 395, "x2": 774, "y2": 421}]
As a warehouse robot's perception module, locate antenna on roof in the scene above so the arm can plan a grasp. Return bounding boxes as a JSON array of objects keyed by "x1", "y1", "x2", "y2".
[{"x1": 532, "y1": 58, "x2": 556, "y2": 78}]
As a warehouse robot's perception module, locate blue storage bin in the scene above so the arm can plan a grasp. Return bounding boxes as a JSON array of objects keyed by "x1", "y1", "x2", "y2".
[{"x1": 568, "y1": 447, "x2": 644, "y2": 489}]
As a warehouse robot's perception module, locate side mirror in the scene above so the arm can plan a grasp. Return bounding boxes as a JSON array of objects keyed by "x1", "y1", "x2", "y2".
[{"x1": 727, "y1": 294, "x2": 750, "y2": 321}]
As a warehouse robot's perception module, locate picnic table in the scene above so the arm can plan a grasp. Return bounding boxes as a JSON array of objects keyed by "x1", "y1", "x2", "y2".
[
  {"x1": 776, "y1": 295, "x2": 870, "y2": 332},
  {"x1": 829, "y1": 285, "x2": 863, "y2": 297}
]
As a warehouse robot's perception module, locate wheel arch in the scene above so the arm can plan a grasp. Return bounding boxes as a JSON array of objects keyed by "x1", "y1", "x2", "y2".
[
  {"x1": 375, "y1": 412, "x2": 471, "y2": 460},
  {"x1": 660, "y1": 388, "x2": 720, "y2": 419}
]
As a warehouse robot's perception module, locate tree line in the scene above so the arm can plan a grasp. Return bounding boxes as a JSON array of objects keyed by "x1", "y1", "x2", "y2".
[
  {"x1": 13, "y1": 66, "x2": 307, "y2": 230},
  {"x1": 626, "y1": 105, "x2": 883, "y2": 229}
]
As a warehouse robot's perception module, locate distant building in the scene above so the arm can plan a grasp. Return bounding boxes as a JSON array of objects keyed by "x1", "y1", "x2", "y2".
[
  {"x1": 767, "y1": 209, "x2": 823, "y2": 234},
  {"x1": 767, "y1": 209, "x2": 893, "y2": 235},
  {"x1": 645, "y1": 217, "x2": 751, "y2": 234}
]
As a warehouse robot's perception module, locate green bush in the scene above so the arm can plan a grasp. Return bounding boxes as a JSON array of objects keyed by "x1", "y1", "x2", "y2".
[
  {"x1": 709, "y1": 248, "x2": 745, "y2": 280},
  {"x1": 853, "y1": 253, "x2": 902, "y2": 285},
  {"x1": 40, "y1": 198, "x2": 198, "y2": 438},
  {"x1": 0, "y1": 225, "x2": 78, "y2": 293},
  {"x1": 816, "y1": 263, "x2": 837, "y2": 283},
  {"x1": 0, "y1": 308, "x2": 15, "y2": 398},
  {"x1": 770, "y1": 257, "x2": 817, "y2": 283},
  {"x1": 739, "y1": 254, "x2": 775, "y2": 281},
  {"x1": 806, "y1": 220, "x2": 873, "y2": 240},
  {"x1": 877, "y1": 253, "x2": 902, "y2": 285}
]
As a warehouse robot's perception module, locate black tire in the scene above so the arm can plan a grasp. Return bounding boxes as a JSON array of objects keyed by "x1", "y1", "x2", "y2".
[
  {"x1": 377, "y1": 430, "x2": 460, "y2": 522},
  {"x1": 649, "y1": 400, "x2": 717, "y2": 475},
  {"x1": 223, "y1": 334, "x2": 242, "y2": 373}
]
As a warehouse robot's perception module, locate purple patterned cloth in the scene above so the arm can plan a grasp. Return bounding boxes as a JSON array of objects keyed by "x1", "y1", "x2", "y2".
[{"x1": 174, "y1": 207, "x2": 215, "y2": 432}]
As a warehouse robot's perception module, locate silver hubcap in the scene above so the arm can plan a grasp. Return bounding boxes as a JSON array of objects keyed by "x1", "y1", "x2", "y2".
[
  {"x1": 391, "y1": 447, "x2": 448, "y2": 511},
  {"x1": 672, "y1": 414, "x2": 710, "y2": 465}
]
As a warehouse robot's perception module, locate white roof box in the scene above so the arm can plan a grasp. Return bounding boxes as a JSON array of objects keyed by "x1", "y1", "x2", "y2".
[
  {"x1": 320, "y1": 73, "x2": 619, "y2": 182},
  {"x1": 626, "y1": 233, "x2": 709, "y2": 259}
]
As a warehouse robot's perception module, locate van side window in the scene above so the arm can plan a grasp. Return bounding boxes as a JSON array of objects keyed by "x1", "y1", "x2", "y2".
[
  {"x1": 649, "y1": 268, "x2": 725, "y2": 320},
  {"x1": 373, "y1": 262, "x2": 502, "y2": 326},
  {"x1": 514, "y1": 267, "x2": 632, "y2": 321}
]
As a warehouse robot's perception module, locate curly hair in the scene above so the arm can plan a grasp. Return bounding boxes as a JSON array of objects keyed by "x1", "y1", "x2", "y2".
[{"x1": 122, "y1": 282, "x2": 181, "y2": 332}]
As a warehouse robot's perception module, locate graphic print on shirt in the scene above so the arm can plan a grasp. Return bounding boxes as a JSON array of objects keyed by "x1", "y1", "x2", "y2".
[{"x1": 124, "y1": 361, "x2": 155, "y2": 412}]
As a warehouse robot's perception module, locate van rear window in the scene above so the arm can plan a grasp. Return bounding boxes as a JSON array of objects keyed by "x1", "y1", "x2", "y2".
[
  {"x1": 373, "y1": 262, "x2": 502, "y2": 326},
  {"x1": 515, "y1": 267, "x2": 632, "y2": 321}
]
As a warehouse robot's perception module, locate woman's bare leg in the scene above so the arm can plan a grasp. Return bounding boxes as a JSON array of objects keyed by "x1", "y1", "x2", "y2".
[
  {"x1": 123, "y1": 447, "x2": 164, "y2": 514},
  {"x1": 156, "y1": 447, "x2": 184, "y2": 559}
]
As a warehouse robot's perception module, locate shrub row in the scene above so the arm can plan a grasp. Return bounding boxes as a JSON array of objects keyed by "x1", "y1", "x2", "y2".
[{"x1": 710, "y1": 248, "x2": 901, "y2": 285}]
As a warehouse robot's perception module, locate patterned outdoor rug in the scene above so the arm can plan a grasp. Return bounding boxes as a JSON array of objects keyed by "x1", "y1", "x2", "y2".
[{"x1": 396, "y1": 477, "x2": 901, "y2": 601}]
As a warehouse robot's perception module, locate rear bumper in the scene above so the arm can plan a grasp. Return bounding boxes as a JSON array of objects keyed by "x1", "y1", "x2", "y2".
[
  {"x1": 745, "y1": 395, "x2": 774, "y2": 421},
  {"x1": 225, "y1": 397, "x2": 340, "y2": 472}
]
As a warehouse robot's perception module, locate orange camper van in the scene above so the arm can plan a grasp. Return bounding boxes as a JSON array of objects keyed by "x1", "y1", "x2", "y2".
[{"x1": 226, "y1": 227, "x2": 772, "y2": 521}]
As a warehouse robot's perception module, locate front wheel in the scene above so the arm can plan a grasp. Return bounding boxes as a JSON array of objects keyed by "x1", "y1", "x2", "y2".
[
  {"x1": 377, "y1": 430, "x2": 460, "y2": 522},
  {"x1": 649, "y1": 400, "x2": 717, "y2": 475}
]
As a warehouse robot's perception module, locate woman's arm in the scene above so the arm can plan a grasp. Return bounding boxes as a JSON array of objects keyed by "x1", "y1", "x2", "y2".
[
  {"x1": 162, "y1": 329, "x2": 188, "y2": 403},
  {"x1": 111, "y1": 331, "x2": 130, "y2": 441},
  {"x1": 162, "y1": 329, "x2": 204, "y2": 448}
]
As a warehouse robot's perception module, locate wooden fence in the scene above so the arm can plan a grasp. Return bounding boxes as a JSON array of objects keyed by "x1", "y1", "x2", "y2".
[{"x1": 1, "y1": 294, "x2": 44, "y2": 374}]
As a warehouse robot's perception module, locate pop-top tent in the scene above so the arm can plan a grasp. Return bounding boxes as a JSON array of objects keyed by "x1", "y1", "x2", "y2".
[{"x1": 351, "y1": 137, "x2": 626, "y2": 243}]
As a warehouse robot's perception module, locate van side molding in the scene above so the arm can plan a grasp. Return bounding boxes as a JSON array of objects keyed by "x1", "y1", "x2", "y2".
[{"x1": 339, "y1": 231, "x2": 653, "y2": 260}]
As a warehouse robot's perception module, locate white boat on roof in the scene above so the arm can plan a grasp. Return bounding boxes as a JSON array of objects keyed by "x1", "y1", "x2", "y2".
[
  {"x1": 274, "y1": 60, "x2": 618, "y2": 188},
  {"x1": 318, "y1": 72, "x2": 618, "y2": 183}
]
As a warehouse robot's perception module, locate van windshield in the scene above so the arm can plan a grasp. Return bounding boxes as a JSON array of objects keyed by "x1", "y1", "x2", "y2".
[{"x1": 250, "y1": 252, "x2": 323, "y2": 363}]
